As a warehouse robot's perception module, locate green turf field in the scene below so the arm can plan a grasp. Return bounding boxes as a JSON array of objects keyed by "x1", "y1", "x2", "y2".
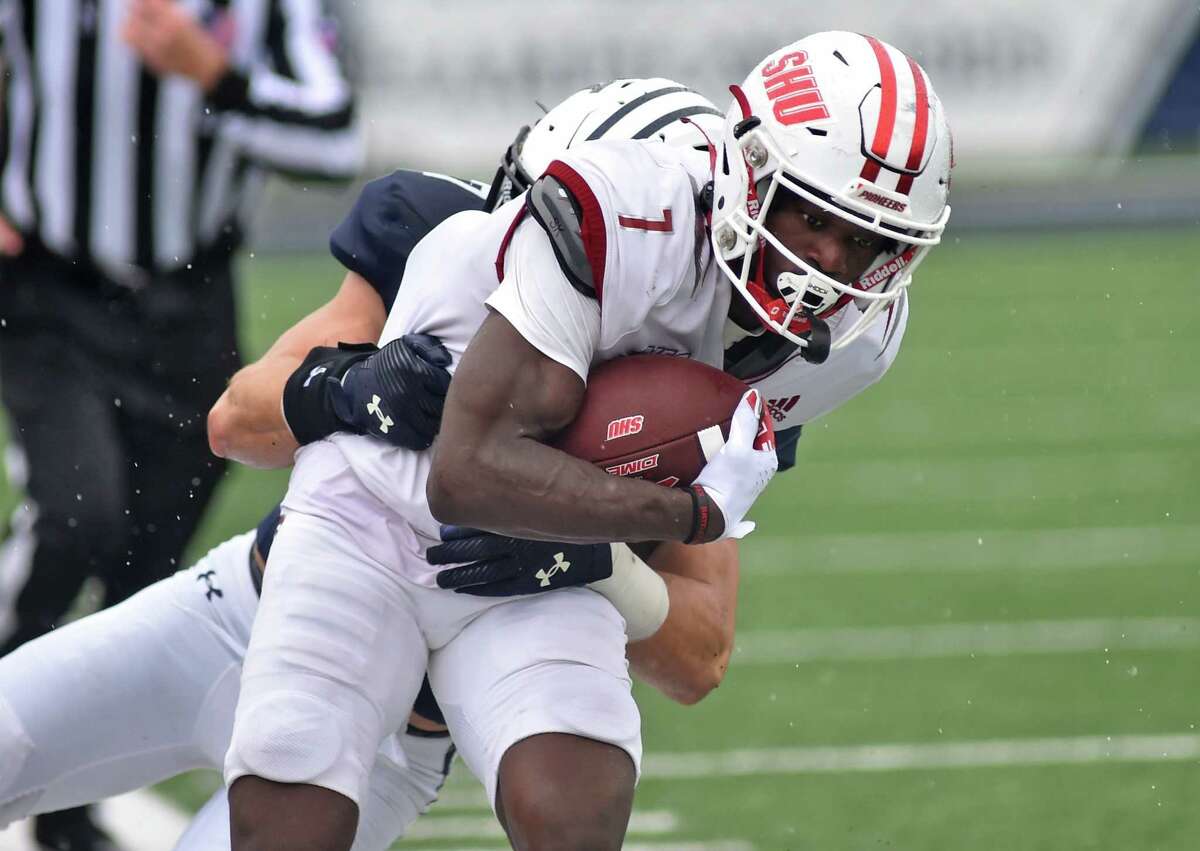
[{"x1": 11, "y1": 226, "x2": 1200, "y2": 849}]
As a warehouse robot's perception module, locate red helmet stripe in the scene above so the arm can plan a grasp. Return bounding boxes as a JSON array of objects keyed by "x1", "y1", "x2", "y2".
[
  {"x1": 729, "y1": 84, "x2": 753, "y2": 120},
  {"x1": 859, "y1": 35, "x2": 898, "y2": 183},
  {"x1": 895, "y1": 57, "x2": 930, "y2": 195}
]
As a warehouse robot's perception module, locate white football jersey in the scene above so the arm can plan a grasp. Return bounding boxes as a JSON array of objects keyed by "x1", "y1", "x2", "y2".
[
  {"x1": 487, "y1": 141, "x2": 728, "y2": 378},
  {"x1": 288, "y1": 139, "x2": 909, "y2": 585},
  {"x1": 747, "y1": 292, "x2": 909, "y2": 430},
  {"x1": 296, "y1": 207, "x2": 512, "y2": 577}
]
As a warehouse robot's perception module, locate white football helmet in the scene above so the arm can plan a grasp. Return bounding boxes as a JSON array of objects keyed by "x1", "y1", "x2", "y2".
[
  {"x1": 711, "y1": 32, "x2": 953, "y2": 356},
  {"x1": 485, "y1": 78, "x2": 725, "y2": 210}
]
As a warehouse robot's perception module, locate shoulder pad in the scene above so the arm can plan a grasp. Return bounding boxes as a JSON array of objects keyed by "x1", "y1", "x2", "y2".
[
  {"x1": 330, "y1": 170, "x2": 486, "y2": 311},
  {"x1": 525, "y1": 174, "x2": 599, "y2": 299}
]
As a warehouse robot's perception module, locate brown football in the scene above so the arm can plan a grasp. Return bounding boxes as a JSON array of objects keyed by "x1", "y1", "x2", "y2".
[{"x1": 553, "y1": 354, "x2": 749, "y2": 488}]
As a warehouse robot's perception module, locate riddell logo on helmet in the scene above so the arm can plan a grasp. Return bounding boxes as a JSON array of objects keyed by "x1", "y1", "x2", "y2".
[
  {"x1": 761, "y1": 50, "x2": 830, "y2": 126},
  {"x1": 859, "y1": 246, "x2": 916, "y2": 289},
  {"x1": 605, "y1": 415, "x2": 645, "y2": 441},
  {"x1": 606, "y1": 454, "x2": 660, "y2": 477}
]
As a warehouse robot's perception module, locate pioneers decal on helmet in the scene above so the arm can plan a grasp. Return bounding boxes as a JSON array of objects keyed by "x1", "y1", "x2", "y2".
[
  {"x1": 761, "y1": 50, "x2": 830, "y2": 127},
  {"x1": 846, "y1": 179, "x2": 910, "y2": 213}
]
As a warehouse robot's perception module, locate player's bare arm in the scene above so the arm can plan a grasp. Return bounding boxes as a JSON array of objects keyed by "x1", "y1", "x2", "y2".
[
  {"x1": 207, "y1": 271, "x2": 387, "y2": 468},
  {"x1": 429, "y1": 311, "x2": 705, "y2": 544},
  {"x1": 628, "y1": 540, "x2": 739, "y2": 705}
]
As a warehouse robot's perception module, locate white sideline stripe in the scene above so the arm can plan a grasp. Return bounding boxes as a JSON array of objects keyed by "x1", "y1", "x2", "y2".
[
  {"x1": 407, "y1": 810, "x2": 677, "y2": 841},
  {"x1": 734, "y1": 617, "x2": 1200, "y2": 663},
  {"x1": 402, "y1": 845, "x2": 752, "y2": 851},
  {"x1": 0, "y1": 790, "x2": 188, "y2": 851},
  {"x1": 791, "y1": 450, "x2": 1186, "y2": 503},
  {"x1": 434, "y1": 786, "x2": 490, "y2": 809},
  {"x1": 623, "y1": 844, "x2": 753, "y2": 851},
  {"x1": 643, "y1": 734, "x2": 1200, "y2": 779},
  {"x1": 739, "y1": 524, "x2": 1200, "y2": 575}
]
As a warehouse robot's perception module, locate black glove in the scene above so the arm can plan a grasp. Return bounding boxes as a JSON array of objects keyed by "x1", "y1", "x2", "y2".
[
  {"x1": 282, "y1": 333, "x2": 451, "y2": 450},
  {"x1": 429, "y1": 526, "x2": 613, "y2": 597}
]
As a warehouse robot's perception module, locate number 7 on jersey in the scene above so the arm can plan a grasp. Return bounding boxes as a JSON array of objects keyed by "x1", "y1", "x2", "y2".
[{"x1": 617, "y1": 209, "x2": 673, "y2": 233}]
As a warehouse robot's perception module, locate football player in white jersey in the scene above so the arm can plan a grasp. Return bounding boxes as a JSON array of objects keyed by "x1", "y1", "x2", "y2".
[
  {"x1": 0, "y1": 81, "x2": 744, "y2": 850},
  {"x1": 224, "y1": 32, "x2": 951, "y2": 851}
]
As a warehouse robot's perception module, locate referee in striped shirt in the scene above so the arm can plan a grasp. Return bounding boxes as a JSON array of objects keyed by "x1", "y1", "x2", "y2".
[{"x1": 0, "y1": 2, "x2": 361, "y2": 847}]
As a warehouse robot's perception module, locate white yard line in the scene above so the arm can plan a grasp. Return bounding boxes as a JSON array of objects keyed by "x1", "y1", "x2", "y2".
[
  {"x1": 733, "y1": 616, "x2": 1200, "y2": 663},
  {"x1": 622, "y1": 844, "x2": 754, "y2": 851},
  {"x1": 0, "y1": 790, "x2": 188, "y2": 851},
  {"x1": 643, "y1": 733, "x2": 1200, "y2": 779},
  {"x1": 787, "y1": 450, "x2": 1185, "y2": 504},
  {"x1": 739, "y1": 524, "x2": 1200, "y2": 575},
  {"x1": 401, "y1": 845, "x2": 753, "y2": 851},
  {"x1": 406, "y1": 810, "x2": 677, "y2": 841},
  {"x1": 8, "y1": 733, "x2": 1197, "y2": 848},
  {"x1": 434, "y1": 786, "x2": 491, "y2": 810}
]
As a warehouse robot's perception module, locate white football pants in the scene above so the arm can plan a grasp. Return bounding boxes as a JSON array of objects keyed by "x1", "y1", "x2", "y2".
[
  {"x1": 226, "y1": 495, "x2": 642, "y2": 812},
  {"x1": 0, "y1": 531, "x2": 452, "y2": 850}
]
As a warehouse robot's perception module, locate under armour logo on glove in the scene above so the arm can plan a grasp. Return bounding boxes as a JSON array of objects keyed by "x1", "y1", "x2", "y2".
[
  {"x1": 302, "y1": 365, "x2": 328, "y2": 388},
  {"x1": 535, "y1": 552, "x2": 572, "y2": 587},
  {"x1": 429, "y1": 527, "x2": 612, "y2": 597},
  {"x1": 366, "y1": 395, "x2": 394, "y2": 434},
  {"x1": 282, "y1": 334, "x2": 451, "y2": 451}
]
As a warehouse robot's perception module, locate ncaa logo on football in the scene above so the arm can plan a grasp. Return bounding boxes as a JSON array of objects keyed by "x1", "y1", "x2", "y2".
[{"x1": 605, "y1": 415, "x2": 644, "y2": 442}]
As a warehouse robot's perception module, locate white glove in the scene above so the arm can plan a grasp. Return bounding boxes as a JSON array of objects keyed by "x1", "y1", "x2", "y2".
[{"x1": 691, "y1": 389, "x2": 778, "y2": 541}]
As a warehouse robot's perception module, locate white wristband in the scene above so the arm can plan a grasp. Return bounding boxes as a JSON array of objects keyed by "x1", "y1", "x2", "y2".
[{"x1": 591, "y1": 543, "x2": 669, "y2": 641}]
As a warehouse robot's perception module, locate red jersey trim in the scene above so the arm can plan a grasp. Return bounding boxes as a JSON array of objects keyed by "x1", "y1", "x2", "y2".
[
  {"x1": 544, "y1": 160, "x2": 608, "y2": 303},
  {"x1": 494, "y1": 206, "x2": 528, "y2": 282}
]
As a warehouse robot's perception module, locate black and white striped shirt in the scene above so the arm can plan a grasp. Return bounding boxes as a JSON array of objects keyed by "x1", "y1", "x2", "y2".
[{"x1": 0, "y1": 0, "x2": 362, "y2": 283}]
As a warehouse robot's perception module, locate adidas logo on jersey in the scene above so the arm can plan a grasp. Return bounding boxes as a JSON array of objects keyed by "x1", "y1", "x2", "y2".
[{"x1": 766, "y1": 395, "x2": 800, "y2": 422}]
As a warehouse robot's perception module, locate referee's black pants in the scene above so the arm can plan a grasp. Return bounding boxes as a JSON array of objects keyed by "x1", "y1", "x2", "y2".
[{"x1": 0, "y1": 244, "x2": 242, "y2": 654}]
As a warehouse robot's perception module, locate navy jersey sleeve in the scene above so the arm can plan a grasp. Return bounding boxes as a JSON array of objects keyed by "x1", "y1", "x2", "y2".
[
  {"x1": 775, "y1": 425, "x2": 803, "y2": 473},
  {"x1": 330, "y1": 171, "x2": 487, "y2": 311},
  {"x1": 253, "y1": 503, "x2": 284, "y2": 563}
]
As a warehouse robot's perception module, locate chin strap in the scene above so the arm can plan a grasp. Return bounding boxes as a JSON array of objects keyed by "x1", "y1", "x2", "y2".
[
  {"x1": 745, "y1": 266, "x2": 832, "y2": 364},
  {"x1": 729, "y1": 84, "x2": 753, "y2": 122},
  {"x1": 799, "y1": 309, "x2": 831, "y2": 363},
  {"x1": 682, "y1": 115, "x2": 718, "y2": 229}
]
